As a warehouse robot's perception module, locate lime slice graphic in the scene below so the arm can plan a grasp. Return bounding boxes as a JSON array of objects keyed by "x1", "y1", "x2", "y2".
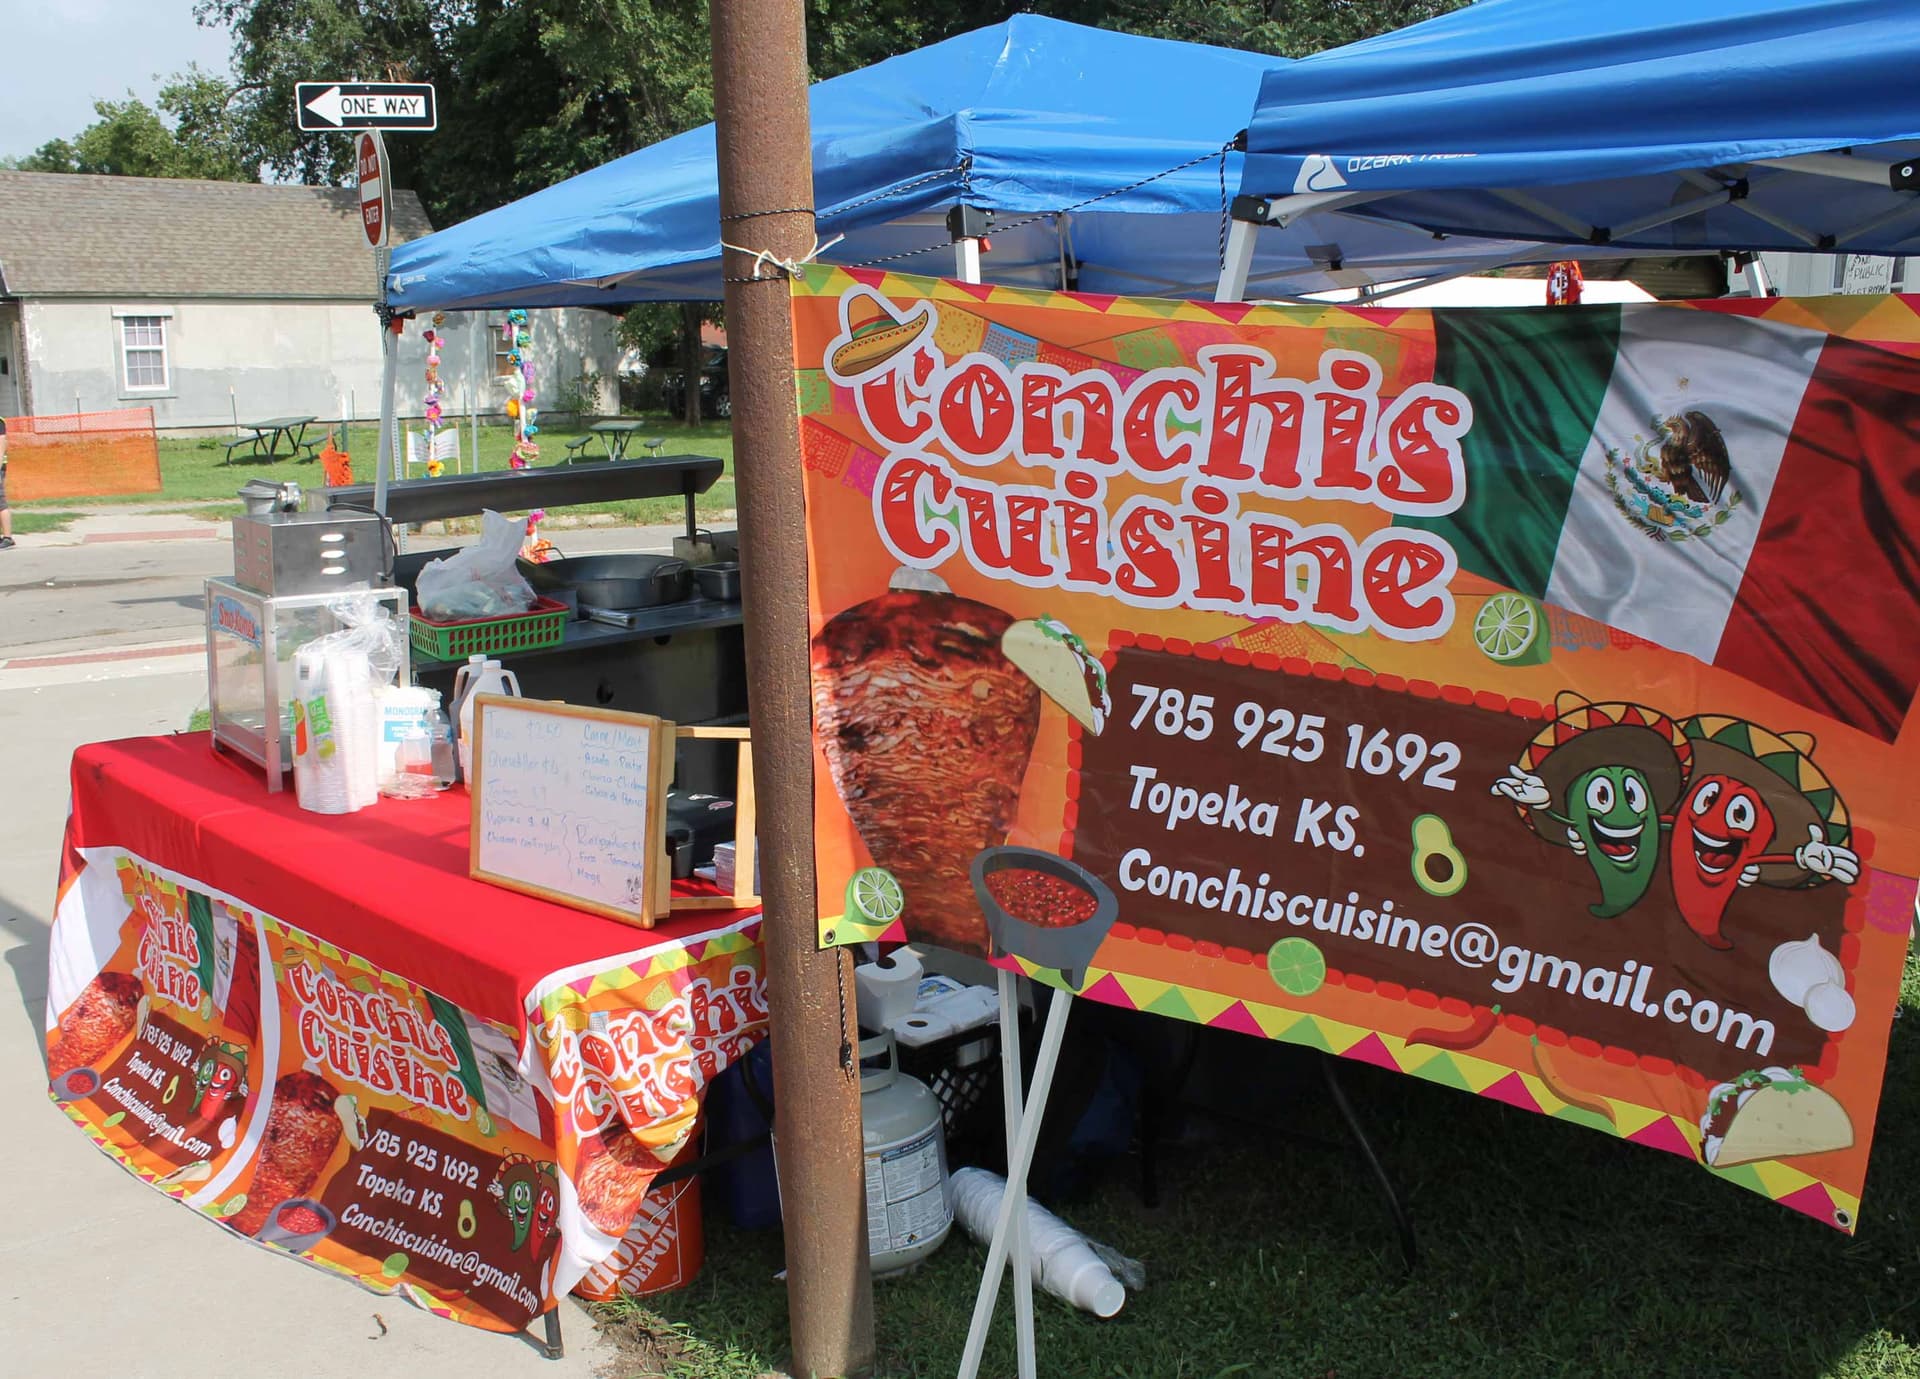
[
  {"x1": 383, "y1": 1252, "x2": 410, "y2": 1278},
  {"x1": 844, "y1": 867, "x2": 905, "y2": 927},
  {"x1": 1473, "y1": 593, "x2": 1546, "y2": 664},
  {"x1": 1266, "y1": 937, "x2": 1327, "y2": 996},
  {"x1": 221, "y1": 1193, "x2": 248, "y2": 1217}
]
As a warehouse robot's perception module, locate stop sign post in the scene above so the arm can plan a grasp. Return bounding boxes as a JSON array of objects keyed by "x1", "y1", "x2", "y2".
[{"x1": 357, "y1": 130, "x2": 389, "y2": 249}]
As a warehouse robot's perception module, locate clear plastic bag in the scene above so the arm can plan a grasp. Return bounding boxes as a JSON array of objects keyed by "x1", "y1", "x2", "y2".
[{"x1": 415, "y1": 510, "x2": 536, "y2": 619}]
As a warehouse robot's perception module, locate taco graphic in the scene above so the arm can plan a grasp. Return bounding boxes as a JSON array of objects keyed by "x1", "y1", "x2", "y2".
[
  {"x1": 1493, "y1": 693, "x2": 1690, "y2": 919},
  {"x1": 1001, "y1": 617, "x2": 1111, "y2": 735},
  {"x1": 1699, "y1": 1066, "x2": 1854, "y2": 1168},
  {"x1": 1668, "y1": 716, "x2": 1857, "y2": 950}
]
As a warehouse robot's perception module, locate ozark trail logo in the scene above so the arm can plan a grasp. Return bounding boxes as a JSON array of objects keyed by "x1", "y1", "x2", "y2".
[{"x1": 1603, "y1": 408, "x2": 1744, "y2": 544}]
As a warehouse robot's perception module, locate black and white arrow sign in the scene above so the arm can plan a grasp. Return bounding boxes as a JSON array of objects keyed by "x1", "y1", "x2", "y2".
[{"x1": 296, "y1": 82, "x2": 437, "y2": 132}]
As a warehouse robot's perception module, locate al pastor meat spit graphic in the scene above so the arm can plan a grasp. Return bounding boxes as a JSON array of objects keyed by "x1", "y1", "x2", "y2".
[
  {"x1": 812, "y1": 590, "x2": 1042, "y2": 953},
  {"x1": 813, "y1": 588, "x2": 1119, "y2": 980}
]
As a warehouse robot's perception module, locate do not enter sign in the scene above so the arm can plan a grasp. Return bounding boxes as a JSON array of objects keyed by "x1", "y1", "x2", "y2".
[{"x1": 357, "y1": 131, "x2": 388, "y2": 249}]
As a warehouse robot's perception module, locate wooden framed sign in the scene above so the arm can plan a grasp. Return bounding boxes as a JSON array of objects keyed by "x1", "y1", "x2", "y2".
[
  {"x1": 669, "y1": 726, "x2": 761, "y2": 913},
  {"x1": 468, "y1": 695, "x2": 675, "y2": 927}
]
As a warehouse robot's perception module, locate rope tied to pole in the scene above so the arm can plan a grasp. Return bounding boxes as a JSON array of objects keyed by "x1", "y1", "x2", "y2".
[{"x1": 720, "y1": 232, "x2": 846, "y2": 284}]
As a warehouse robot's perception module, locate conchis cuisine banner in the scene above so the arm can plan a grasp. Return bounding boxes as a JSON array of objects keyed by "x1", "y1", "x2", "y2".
[
  {"x1": 792, "y1": 266, "x2": 1920, "y2": 1232},
  {"x1": 46, "y1": 844, "x2": 766, "y2": 1330}
]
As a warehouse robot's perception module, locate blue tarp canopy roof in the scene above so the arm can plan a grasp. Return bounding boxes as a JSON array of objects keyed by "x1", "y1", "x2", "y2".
[
  {"x1": 388, "y1": 16, "x2": 1586, "y2": 311},
  {"x1": 1235, "y1": 0, "x2": 1920, "y2": 257}
]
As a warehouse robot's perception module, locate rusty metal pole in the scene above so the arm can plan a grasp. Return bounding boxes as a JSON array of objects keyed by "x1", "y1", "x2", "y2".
[{"x1": 710, "y1": 3, "x2": 876, "y2": 1377}]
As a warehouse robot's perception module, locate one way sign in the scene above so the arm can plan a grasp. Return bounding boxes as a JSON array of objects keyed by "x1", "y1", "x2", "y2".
[{"x1": 296, "y1": 81, "x2": 437, "y2": 132}]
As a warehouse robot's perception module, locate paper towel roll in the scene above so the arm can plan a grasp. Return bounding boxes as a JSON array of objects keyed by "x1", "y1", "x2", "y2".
[{"x1": 854, "y1": 951, "x2": 923, "y2": 1032}]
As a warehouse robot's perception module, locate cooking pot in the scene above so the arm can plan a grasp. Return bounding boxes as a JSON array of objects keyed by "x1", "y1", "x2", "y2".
[{"x1": 519, "y1": 552, "x2": 691, "y2": 609}]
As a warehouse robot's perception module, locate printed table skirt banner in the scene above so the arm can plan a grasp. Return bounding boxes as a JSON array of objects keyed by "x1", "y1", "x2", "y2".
[
  {"x1": 793, "y1": 267, "x2": 1920, "y2": 1233},
  {"x1": 46, "y1": 842, "x2": 765, "y2": 1332}
]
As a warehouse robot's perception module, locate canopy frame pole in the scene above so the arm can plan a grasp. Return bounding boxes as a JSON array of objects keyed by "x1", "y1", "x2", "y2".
[
  {"x1": 373, "y1": 309, "x2": 399, "y2": 521},
  {"x1": 954, "y1": 235, "x2": 983, "y2": 282},
  {"x1": 947, "y1": 221, "x2": 1039, "y2": 1379},
  {"x1": 1604, "y1": 185, "x2": 1738, "y2": 242},
  {"x1": 1245, "y1": 187, "x2": 1390, "y2": 227},
  {"x1": 1342, "y1": 245, "x2": 1569, "y2": 306},
  {"x1": 1679, "y1": 171, "x2": 1824, "y2": 247},
  {"x1": 1216, "y1": 218, "x2": 1257, "y2": 301},
  {"x1": 1753, "y1": 150, "x2": 1908, "y2": 187},
  {"x1": 1488, "y1": 189, "x2": 1596, "y2": 241},
  {"x1": 468, "y1": 312, "x2": 481, "y2": 474},
  {"x1": 1832, "y1": 195, "x2": 1920, "y2": 248},
  {"x1": 1744, "y1": 256, "x2": 1774, "y2": 298}
]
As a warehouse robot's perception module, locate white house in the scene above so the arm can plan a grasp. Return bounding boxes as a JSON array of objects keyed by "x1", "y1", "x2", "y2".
[{"x1": 0, "y1": 171, "x2": 618, "y2": 429}]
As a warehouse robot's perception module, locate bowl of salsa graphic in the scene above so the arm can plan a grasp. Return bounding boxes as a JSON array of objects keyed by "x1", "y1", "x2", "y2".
[
  {"x1": 255, "y1": 1197, "x2": 335, "y2": 1251},
  {"x1": 970, "y1": 846, "x2": 1119, "y2": 991}
]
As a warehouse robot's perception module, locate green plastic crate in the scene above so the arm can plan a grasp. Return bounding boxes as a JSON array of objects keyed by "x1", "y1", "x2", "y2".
[{"x1": 410, "y1": 597, "x2": 568, "y2": 662}]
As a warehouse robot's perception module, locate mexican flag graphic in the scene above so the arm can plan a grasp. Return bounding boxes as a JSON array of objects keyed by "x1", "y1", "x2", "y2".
[{"x1": 1406, "y1": 304, "x2": 1920, "y2": 739}]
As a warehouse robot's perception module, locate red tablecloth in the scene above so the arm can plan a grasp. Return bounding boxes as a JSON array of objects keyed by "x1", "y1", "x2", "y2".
[{"x1": 68, "y1": 733, "x2": 754, "y2": 1032}]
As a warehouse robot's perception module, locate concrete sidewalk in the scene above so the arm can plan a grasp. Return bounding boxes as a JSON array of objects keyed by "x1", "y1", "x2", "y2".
[{"x1": 0, "y1": 661, "x2": 617, "y2": 1375}]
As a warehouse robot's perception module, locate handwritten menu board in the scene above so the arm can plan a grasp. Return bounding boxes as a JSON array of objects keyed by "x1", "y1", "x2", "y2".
[{"x1": 468, "y1": 696, "x2": 673, "y2": 926}]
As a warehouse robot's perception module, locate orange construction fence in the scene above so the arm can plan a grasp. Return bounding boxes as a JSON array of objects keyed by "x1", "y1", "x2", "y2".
[{"x1": 4, "y1": 407, "x2": 163, "y2": 502}]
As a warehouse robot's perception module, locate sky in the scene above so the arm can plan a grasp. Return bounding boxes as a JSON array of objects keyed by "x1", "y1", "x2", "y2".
[{"x1": 0, "y1": 0, "x2": 233, "y2": 158}]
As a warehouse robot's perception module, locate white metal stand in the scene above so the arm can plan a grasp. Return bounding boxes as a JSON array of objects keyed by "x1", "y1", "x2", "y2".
[
  {"x1": 958, "y1": 984, "x2": 1074, "y2": 1379},
  {"x1": 996, "y1": 969, "x2": 1037, "y2": 1379}
]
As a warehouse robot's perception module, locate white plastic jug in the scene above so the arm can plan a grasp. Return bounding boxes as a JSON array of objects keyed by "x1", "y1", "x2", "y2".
[{"x1": 454, "y1": 655, "x2": 521, "y2": 784}]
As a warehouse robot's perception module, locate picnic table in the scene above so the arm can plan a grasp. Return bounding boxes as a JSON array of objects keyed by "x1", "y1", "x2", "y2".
[
  {"x1": 222, "y1": 415, "x2": 320, "y2": 465},
  {"x1": 565, "y1": 419, "x2": 667, "y2": 464}
]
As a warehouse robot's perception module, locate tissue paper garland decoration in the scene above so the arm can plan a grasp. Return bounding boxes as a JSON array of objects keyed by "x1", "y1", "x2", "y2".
[
  {"x1": 423, "y1": 311, "x2": 447, "y2": 477},
  {"x1": 507, "y1": 308, "x2": 539, "y2": 468}
]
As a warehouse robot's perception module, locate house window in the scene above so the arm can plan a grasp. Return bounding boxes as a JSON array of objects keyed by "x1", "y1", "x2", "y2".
[
  {"x1": 492, "y1": 316, "x2": 517, "y2": 377},
  {"x1": 120, "y1": 315, "x2": 170, "y2": 390}
]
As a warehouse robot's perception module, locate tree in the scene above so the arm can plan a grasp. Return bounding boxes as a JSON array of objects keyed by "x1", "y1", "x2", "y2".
[
  {"x1": 192, "y1": 0, "x2": 1467, "y2": 419},
  {"x1": 6, "y1": 67, "x2": 252, "y2": 181}
]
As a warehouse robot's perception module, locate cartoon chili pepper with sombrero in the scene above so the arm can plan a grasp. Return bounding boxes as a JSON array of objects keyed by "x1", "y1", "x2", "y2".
[
  {"x1": 192, "y1": 1037, "x2": 249, "y2": 1120},
  {"x1": 1665, "y1": 716, "x2": 1858, "y2": 950},
  {"x1": 490, "y1": 1153, "x2": 560, "y2": 1256},
  {"x1": 1493, "y1": 693, "x2": 1690, "y2": 919}
]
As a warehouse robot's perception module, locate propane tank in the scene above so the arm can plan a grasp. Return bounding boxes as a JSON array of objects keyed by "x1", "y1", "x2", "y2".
[{"x1": 859, "y1": 1031, "x2": 952, "y2": 1277}]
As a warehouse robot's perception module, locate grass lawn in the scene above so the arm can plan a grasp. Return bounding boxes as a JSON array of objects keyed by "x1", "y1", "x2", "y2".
[
  {"x1": 20, "y1": 419, "x2": 736, "y2": 529},
  {"x1": 603, "y1": 948, "x2": 1920, "y2": 1379},
  {"x1": 11, "y1": 509, "x2": 86, "y2": 534}
]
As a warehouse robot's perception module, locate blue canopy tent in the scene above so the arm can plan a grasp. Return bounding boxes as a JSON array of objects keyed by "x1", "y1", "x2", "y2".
[
  {"x1": 387, "y1": 16, "x2": 1585, "y2": 312},
  {"x1": 1221, "y1": 0, "x2": 1920, "y2": 298}
]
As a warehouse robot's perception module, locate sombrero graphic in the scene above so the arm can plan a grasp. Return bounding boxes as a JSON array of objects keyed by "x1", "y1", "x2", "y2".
[
  {"x1": 1514, "y1": 692, "x2": 1692, "y2": 839},
  {"x1": 829, "y1": 291, "x2": 932, "y2": 379},
  {"x1": 1681, "y1": 715, "x2": 1850, "y2": 887}
]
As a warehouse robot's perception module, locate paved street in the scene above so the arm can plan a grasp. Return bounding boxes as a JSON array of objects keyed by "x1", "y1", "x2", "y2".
[{"x1": 0, "y1": 524, "x2": 711, "y2": 1379}]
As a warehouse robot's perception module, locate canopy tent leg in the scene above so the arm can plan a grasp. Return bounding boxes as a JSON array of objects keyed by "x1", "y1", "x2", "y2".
[
  {"x1": 1215, "y1": 219, "x2": 1257, "y2": 302},
  {"x1": 373, "y1": 312, "x2": 399, "y2": 523},
  {"x1": 958, "y1": 985, "x2": 1074, "y2": 1379},
  {"x1": 954, "y1": 236, "x2": 983, "y2": 282},
  {"x1": 949, "y1": 222, "x2": 1040, "y2": 1377},
  {"x1": 469, "y1": 312, "x2": 482, "y2": 475},
  {"x1": 1744, "y1": 256, "x2": 1774, "y2": 298}
]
